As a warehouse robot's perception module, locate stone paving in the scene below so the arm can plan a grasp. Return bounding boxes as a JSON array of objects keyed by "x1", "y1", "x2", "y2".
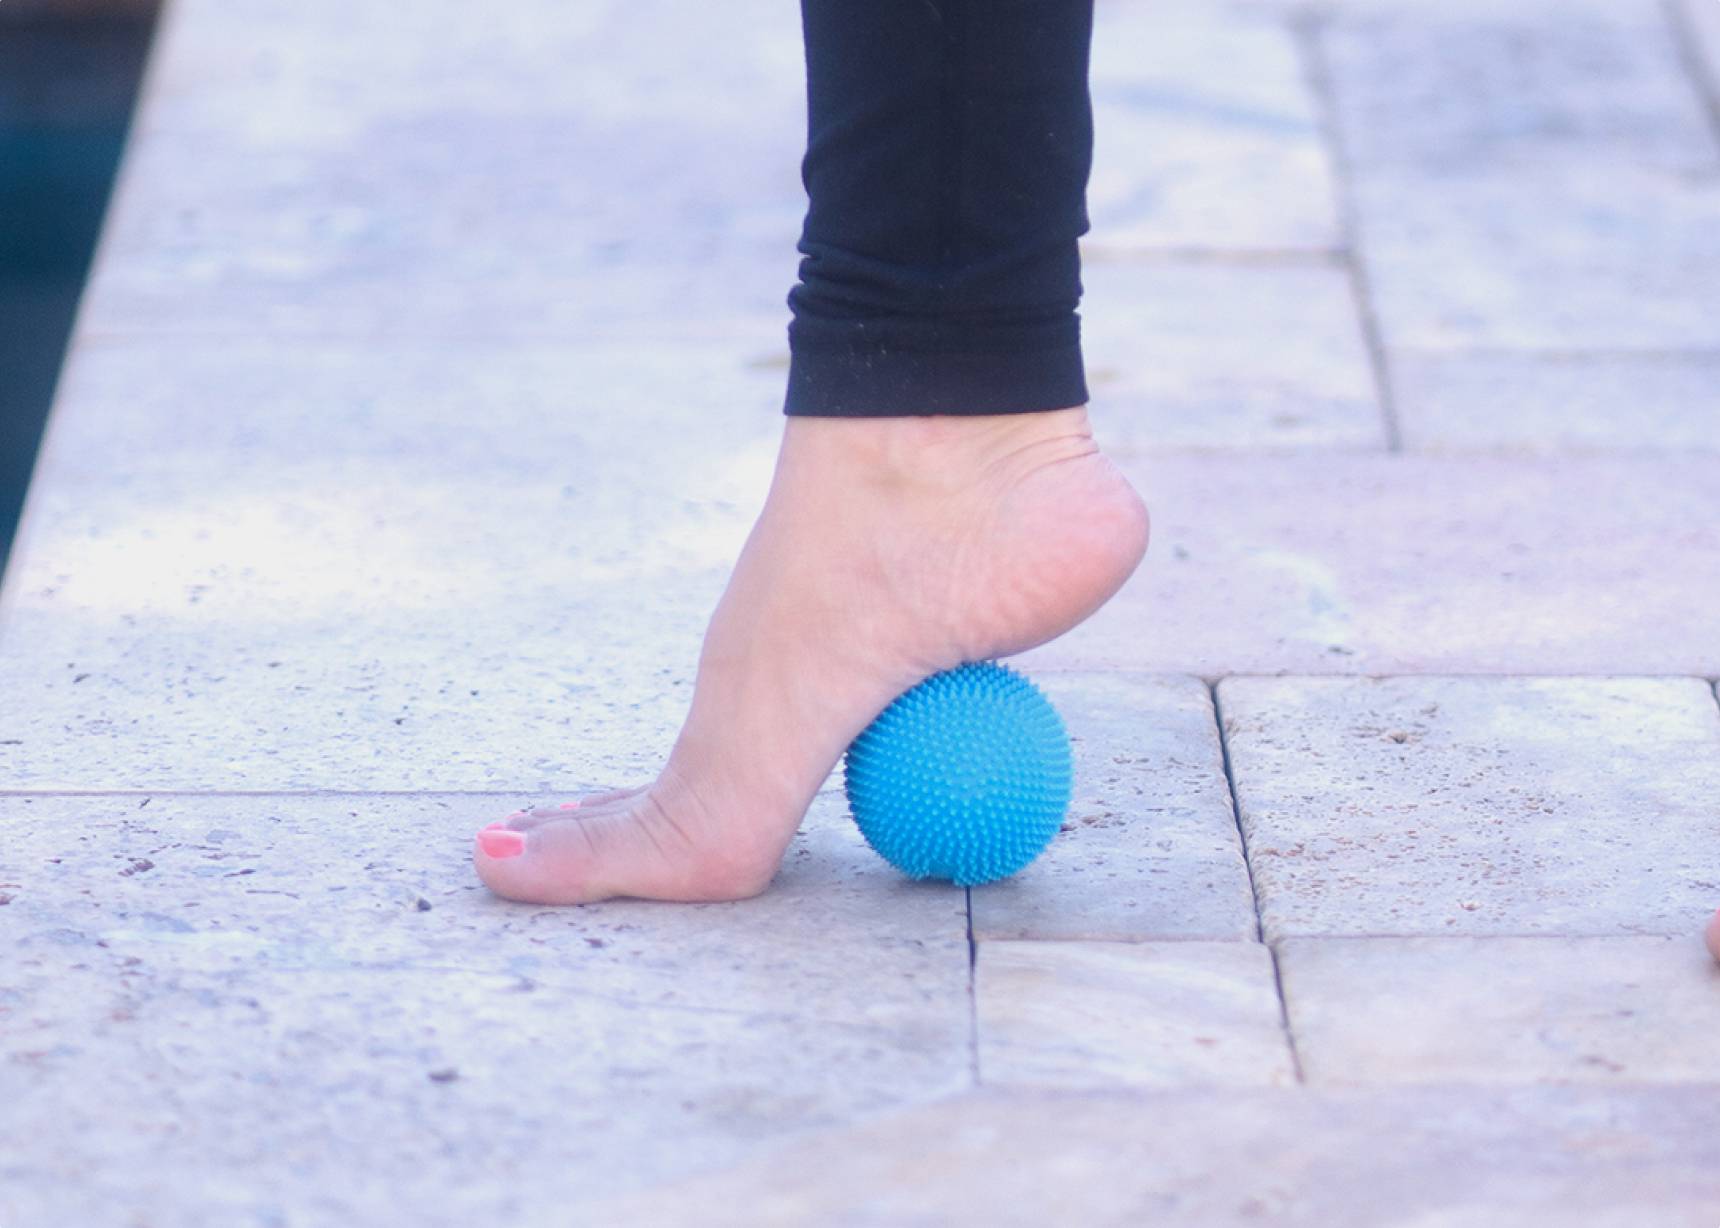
[{"x1": 2, "y1": 0, "x2": 1717, "y2": 1224}]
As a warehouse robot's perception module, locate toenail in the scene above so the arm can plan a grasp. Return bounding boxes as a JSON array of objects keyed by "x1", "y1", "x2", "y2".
[
  {"x1": 477, "y1": 829, "x2": 526, "y2": 859},
  {"x1": 483, "y1": 821, "x2": 509, "y2": 831},
  {"x1": 559, "y1": 801, "x2": 580, "y2": 810}
]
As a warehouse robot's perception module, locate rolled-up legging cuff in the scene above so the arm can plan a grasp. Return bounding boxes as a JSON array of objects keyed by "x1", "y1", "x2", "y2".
[{"x1": 783, "y1": 316, "x2": 1089, "y2": 417}]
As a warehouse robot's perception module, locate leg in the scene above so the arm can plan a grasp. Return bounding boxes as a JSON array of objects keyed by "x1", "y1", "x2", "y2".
[
  {"x1": 785, "y1": 0, "x2": 1095, "y2": 417},
  {"x1": 475, "y1": 0, "x2": 1148, "y2": 904}
]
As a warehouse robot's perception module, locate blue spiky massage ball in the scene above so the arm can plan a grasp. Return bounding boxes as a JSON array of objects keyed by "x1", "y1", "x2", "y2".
[{"x1": 842, "y1": 661, "x2": 1073, "y2": 886}]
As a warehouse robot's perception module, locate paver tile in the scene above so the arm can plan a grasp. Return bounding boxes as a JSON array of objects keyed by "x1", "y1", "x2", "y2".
[
  {"x1": 84, "y1": 128, "x2": 798, "y2": 341},
  {"x1": 1394, "y1": 351, "x2": 1720, "y2": 452},
  {"x1": 584, "y1": 1084, "x2": 1720, "y2": 1226},
  {"x1": 1318, "y1": 0, "x2": 1720, "y2": 353},
  {"x1": 93, "y1": 0, "x2": 1350, "y2": 341},
  {"x1": 0, "y1": 339, "x2": 782, "y2": 790},
  {"x1": 0, "y1": 791, "x2": 968, "y2": 973},
  {"x1": 976, "y1": 940, "x2": 1294, "y2": 1087},
  {"x1": 1322, "y1": 0, "x2": 1717, "y2": 176},
  {"x1": 137, "y1": 0, "x2": 804, "y2": 147},
  {"x1": 11, "y1": 363, "x2": 1720, "y2": 788},
  {"x1": 84, "y1": 1, "x2": 804, "y2": 338},
  {"x1": 1280, "y1": 935, "x2": 1720, "y2": 1084},
  {"x1": 1081, "y1": 258, "x2": 1383, "y2": 450},
  {"x1": 1018, "y1": 454, "x2": 1720, "y2": 675},
  {"x1": 1089, "y1": 0, "x2": 1340, "y2": 252},
  {"x1": 1350, "y1": 165, "x2": 1720, "y2": 352},
  {"x1": 969, "y1": 673, "x2": 1254, "y2": 942},
  {"x1": 0, "y1": 791, "x2": 970, "y2": 1223},
  {"x1": 1218, "y1": 676, "x2": 1720, "y2": 939}
]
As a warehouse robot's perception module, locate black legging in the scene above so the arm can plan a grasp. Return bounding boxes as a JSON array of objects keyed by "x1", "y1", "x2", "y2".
[{"x1": 784, "y1": 0, "x2": 1095, "y2": 418}]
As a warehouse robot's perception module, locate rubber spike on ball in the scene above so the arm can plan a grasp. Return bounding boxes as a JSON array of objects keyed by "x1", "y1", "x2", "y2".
[{"x1": 842, "y1": 661, "x2": 1073, "y2": 886}]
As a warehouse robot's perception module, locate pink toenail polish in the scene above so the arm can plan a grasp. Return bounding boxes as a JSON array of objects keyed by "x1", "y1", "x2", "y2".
[
  {"x1": 483, "y1": 821, "x2": 509, "y2": 831},
  {"x1": 559, "y1": 801, "x2": 580, "y2": 810},
  {"x1": 477, "y1": 828, "x2": 526, "y2": 859}
]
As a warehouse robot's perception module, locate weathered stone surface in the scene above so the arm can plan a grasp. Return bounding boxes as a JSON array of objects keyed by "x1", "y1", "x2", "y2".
[
  {"x1": 969, "y1": 673, "x2": 1254, "y2": 942},
  {"x1": 0, "y1": 789, "x2": 968, "y2": 965},
  {"x1": 1322, "y1": 0, "x2": 1718, "y2": 177},
  {"x1": 90, "y1": 0, "x2": 1346, "y2": 342},
  {"x1": 1218, "y1": 676, "x2": 1720, "y2": 939},
  {"x1": 1080, "y1": 258, "x2": 1384, "y2": 450},
  {"x1": 1088, "y1": 0, "x2": 1340, "y2": 253},
  {"x1": 137, "y1": 0, "x2": 805, "y2": 150},
  {"x1": 1393, "y1": 351, "x2": 1720, "y2": 452},
  {"x1": 1351, "y1": 164, "x2": 1720, "y2": 352},
  {"x1": 16, "y1": 438, "x2": 1714, "y2": 793},
  {"x1": 584, "y1": 1084, "x2": 1720, "y2": 1226},
  {"x1": 1016, "y1": 454, "x2": 1720, "y2": 676},
  {"x1": 44, "y1": 377, "x2": 1720, "y2": 790},
  {"x1": 1280, "y1": 935, "x2": 1720, "y2": 1084},
  {"x1": 0, "y1": 792, "x2": 970, "y2": 1225},
  {"x1": 83, "y1": 0, "x2": 805, "y2": 341},
  {"x1": 0, "y1": 338, "x2": 781, "y2": 790},
  {"x1": 1320, "y1": 0, "x2": 1720, "y2": 352},
  {"x1": 9, "y1": 399, "x2": 1720, "y2": 770},
  {"x1": 10, "y1": 0, "x2": 1720, "y2": 1222},
  {"x1": 976, "y1": 940, "x2": 1294, "y2": 1087},
  {"x1": 83, "y1": 127, "x2": 799, "y2": 341}
]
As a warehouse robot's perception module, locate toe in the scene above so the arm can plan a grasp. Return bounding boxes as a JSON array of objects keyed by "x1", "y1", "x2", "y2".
[
  {"x1": 473, "y1": 797, "x2": 779, "y2": 905},
  {"x1": 516, "y1": 801, "x2": 584, "y2": 827},
  {"x1": 475, "y1": 813, "x2": 631, "y2": 904},
  {"x1": 498, "y1": 785, "x2": 652, "y2": 831},
  {"x1": 1706, "y1": 907, "x2": 1720, "y2": 965}
]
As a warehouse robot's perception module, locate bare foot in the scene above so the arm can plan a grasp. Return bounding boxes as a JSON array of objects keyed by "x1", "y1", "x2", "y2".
[
  {"x1": 1706, "y1": 907, "x2": 1720, "y2": 965},
  {"x1": 474, "y1": 405, "x2": 1149, "y2": 904}
]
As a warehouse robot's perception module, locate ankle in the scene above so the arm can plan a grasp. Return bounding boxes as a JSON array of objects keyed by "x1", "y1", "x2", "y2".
[{"x1": 782, "y1": 405, "x2": 1096, "y2": 490}]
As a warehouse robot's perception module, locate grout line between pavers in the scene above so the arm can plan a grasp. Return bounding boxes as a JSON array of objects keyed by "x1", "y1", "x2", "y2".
[
  {"x1": 1665, "y1": 0, "x2": 1720, "y2": 155},
  {"x1": 1207, "y1": 678, "x2": 1306, "y2": 1084},
  {"x1": 1264, "y1": 944, "x2": 1306, "y2": 1085},
  {"x1": 1292, "y1": 10, "x2": 1404, "y2": 454},
  {"x1": 1205, "y1": 683, "x2": 1261, "y2": 947}
]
